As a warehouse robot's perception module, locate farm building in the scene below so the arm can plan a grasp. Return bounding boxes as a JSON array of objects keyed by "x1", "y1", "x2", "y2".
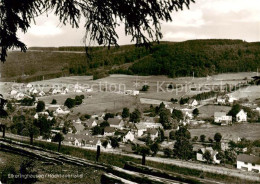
[
  {"x1": 107, "y1": 118, "x2": 124, "y2": 129},
  {"x1": 214, "y1": 112, "x2": 232, "y2": 125},
  {"x1": 237, "y1": 154, "x2": 260, "y2": 173}
]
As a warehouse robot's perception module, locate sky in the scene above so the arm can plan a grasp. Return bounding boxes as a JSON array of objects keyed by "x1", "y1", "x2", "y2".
[{"x1": 18, "y1": 0, "x2": 260, "y2": 47}]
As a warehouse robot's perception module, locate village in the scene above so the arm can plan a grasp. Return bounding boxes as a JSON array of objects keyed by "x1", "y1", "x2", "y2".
[{"x1": 1, "y1": 72, "x2": 260, "y2": 176}]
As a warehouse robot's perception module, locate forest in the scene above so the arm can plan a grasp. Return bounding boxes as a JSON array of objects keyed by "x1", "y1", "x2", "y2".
[{"x1": 1, "y1": 39, "x2": 259, "y2": 82}]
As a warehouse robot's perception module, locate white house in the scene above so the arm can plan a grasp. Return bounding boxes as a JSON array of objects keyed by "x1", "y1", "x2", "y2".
[
  {"x1": 237, "y1": 154, "x2": 260, "y2": 173},
  {"x1": 34, "y1": 112, "x2": 49, "y2": 119},
  {"x1": 135, "y1": 123, "x2": 147, "y2": 137},
  {"x1": 26, "y1": 83, "x2": 33, "y2": 88},
  {"x1": 196, "y1": 147, "x2": 220, "y2": 164},
  {"x1": 107, "y1": 118, "x2": 124, "y2": 129},
  {"x1": 55, "y1": 107, "x2": 70, "y2": 115},
  {"x1": 236, "y1": 109, "x2": 247, "y2": 122},
  {"x1": 123, "y1": 131, "x2": 135, "y2": 142},
  {"x1": 85, "y1": 88, "x2": 93, "y2": 92},
  {"x1": 188, "y1": 99, "x2": 198, "y2": 107},
  {"x1": 214, "y1": 112, "x2": 232, "y2": 125},
  {"x1": 10, "y1": 89, "x2": 18, "y2": 95},
  {"x1": 125, "y1": 90, "x2": 139, "y2": 96},
  {"x1": 14, "y1": 92, "x2": 25, "y2": 100},
  {"x1": 227, "y1": 96, "x2": 237, "y2": 103},
  {"x1": 104, "y1": 127, "x2": 116, "y2": 137},
  {"x1": 38, "y1": 91, "x2": 45, "y2": 97},
  {"x1": 86, "y1": 118, "x2": 98, "y2": 128},
  {"x1": 216, "y1": 97, "x2": 226, "y2": 104}
]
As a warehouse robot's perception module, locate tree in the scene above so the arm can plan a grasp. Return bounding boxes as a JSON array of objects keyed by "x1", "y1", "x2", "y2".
[
  {"x1": 203, "y1": 150, "x2": 213, "y2": 164},
  {"x1": 159, "y1": 109, "x2": 173, "y2": 129},
  {"x1": 102, "y1": 140, "x2": 108, "y2": 148},
  {"x1": 130, "y1": 109, "x2": 141, "y2": 123},
  {"x1": 100, "y1": 121, "x2": 110, "y2": 128},
  {"x1": 173, "y1": 126, "x2": 193, "y2": 160},
  {"x1": 92, "y1": 126, "x2": 103, "y2": 135},
  {"x1": 150, "y1": 142, "x2": 160, "y2": 156},
  {"x1": 0, "y1": 0, "x2": 195, "y2": 63},
  {"x1": 22, "y1": 118, "x2": 40, "y2": 145},
  {"x1": 64, "y1": 98, "x2": 75, "y2": 108},
  {"x1": 200, "y1": 134, "x2": 206, "y2": 142},
  {"x1": 163, "y1": 148, "x2": 173, "y2": 157},
  {"x1": 141, "y1": 85, "x2": 150, "y2": 91},
  {"x1": 53, "y1": 133, "x2": 64, "y2": 152},
  {"x1": 192, "y1": 136, "x2": 198, "y2": 142},
  {"x1": 110, "y1": 137, "x2": 119, "y2": 149},
  {"x1": 51, "y1": 99, "x2": 57, "y2": 104},
  {"x1": 122, "y1": 107, "x2": 130, "y2": 119},
  {"x1": 169, "y1": 131, "x2": 176, "y2": 140},
  {"x1": 214, "y1": 132, "x2": 222, "y2": 142},
  {"x1": 228, "y1": 104, "x2": 241, "y2": 121},
  {"x1": 216, "y1": 151, "x2": 225, "y2": 164},
  {"x1": 192, "y1": 108, "x2": 199, "y2": 117},
  {"x1": 36, "y1": 101, "x2": 45, "y2": 112},
  {"x1": 138, "y1": 146, "x2": 151, "y2": 165},
  {"x1": 104, "y1": 113, "x2": 115, "y2": 121},
  {"x1": 172, "y1": 109, "x2": 184, "y2": 121}
]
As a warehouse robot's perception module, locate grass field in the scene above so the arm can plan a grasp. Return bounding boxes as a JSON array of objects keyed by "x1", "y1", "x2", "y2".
[
  {"x1": 198, "y1": 105, "x2": 232, "y2": 118},
  {"x1": 190, "y1": 123, "x2": 260, "y2": 140}
]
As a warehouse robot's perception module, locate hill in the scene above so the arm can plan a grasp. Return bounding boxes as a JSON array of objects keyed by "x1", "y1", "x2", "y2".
[{"x1": 0, "y1": 39, "x2": 260, "y2": 82}]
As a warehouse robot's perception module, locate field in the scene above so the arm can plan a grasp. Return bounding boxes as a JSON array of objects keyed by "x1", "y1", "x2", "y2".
[
  {"x1": 190, "y1": 123, "x2": 260, "y2": 140},
  {"x1": 198, "y1": 105, "x2": 232, "y2": 118},
  {"x1": 0, "y1": 151, "x2": 103, "y2": 184}
]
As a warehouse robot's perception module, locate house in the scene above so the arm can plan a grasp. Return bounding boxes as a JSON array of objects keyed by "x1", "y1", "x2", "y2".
[
  {"x1": 237, "y1": 154, "x2": 260, "y2": 173},
  {"x1": 49, "y1": 88, "x2": 61, "y2": 95},
  {"x1": 125, "y1": 90, "x2": 139, "y2": 96},
  {"x1": 14, "y1": 92, "x2": 25, "y2": 100},
  {"x1": 196, "y1": 147, "x2": 220, "y2": 164},
  {"x1": 216, "y1": 97, "x2": 226, "y2": 104},
  {"x1": 73, "y1": 118, "x2": 82, "y2": 124},
  {"x1": 236, "y1": 109, "x2": 247, "y2": 122},
  {"x1": 61, "y1": 87, "x2": 69, "y2": 94},
  {"x1": 255, "y1": 107, "x2": 260, "y2": 115},
  {"x1": 227, "y1": 95, "x2": 237, "y2": 103},
  {"x1": 86, "y1": 118, "x2": 98, "y2": 128},
  {"x1": 85, "y1": 88, "x2": 93, "y2": 92},
  {"x1": 34, "y1": 112, "x2": 49, "y2": 119},
  {"x1": 55, "y1": 106, "x2": 70, "y2": 115},
  {"x1": 31, "y1": 88, "x2": 38, "y2": 95},
  {"x1": 214, "y1": 112, "x2": 232, "y2": 125},
  {"x1": 73, "y1": 122, "x2": 85, "y2": 134},
  {"x1": 123, "y1": 131, "x2": 135, "y2": 142},
  {"x1": 104, "y1": 127, "x2": 116, "y2": 137},
  {"x1": 188, "y1": 99, "x2": 198, "y2": 107},
  {"x1": 38, "y1": 91, "x2": 45, "y2": 97},
  {"x1": 139, "y1": 121, "x2": 163, "y2": 129},
  {"x1": 26, "y1": 83, "x2": 33, "y2": 88},
  {"x1": 10, "y1": 89, "x2": 18, "y2": 95},
  {"x1": 107, "y1": 118, "x2": 124, "y2": 129},
  {"x1": 146, "y1": 128, "x2": 159, "y2": 141},
  {"x1": 135, "y1": 123, "x2": 147, "y2": 137}
]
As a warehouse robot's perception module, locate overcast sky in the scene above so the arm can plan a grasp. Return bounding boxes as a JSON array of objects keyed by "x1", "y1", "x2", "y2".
[{"x1": 18, "y1": 0, "x2": 260, "y2": 47}]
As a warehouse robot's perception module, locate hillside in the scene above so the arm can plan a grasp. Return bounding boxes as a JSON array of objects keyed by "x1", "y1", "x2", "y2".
[{"x1": 0, "y1": 39, "x2": 259, "y2": 82}]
